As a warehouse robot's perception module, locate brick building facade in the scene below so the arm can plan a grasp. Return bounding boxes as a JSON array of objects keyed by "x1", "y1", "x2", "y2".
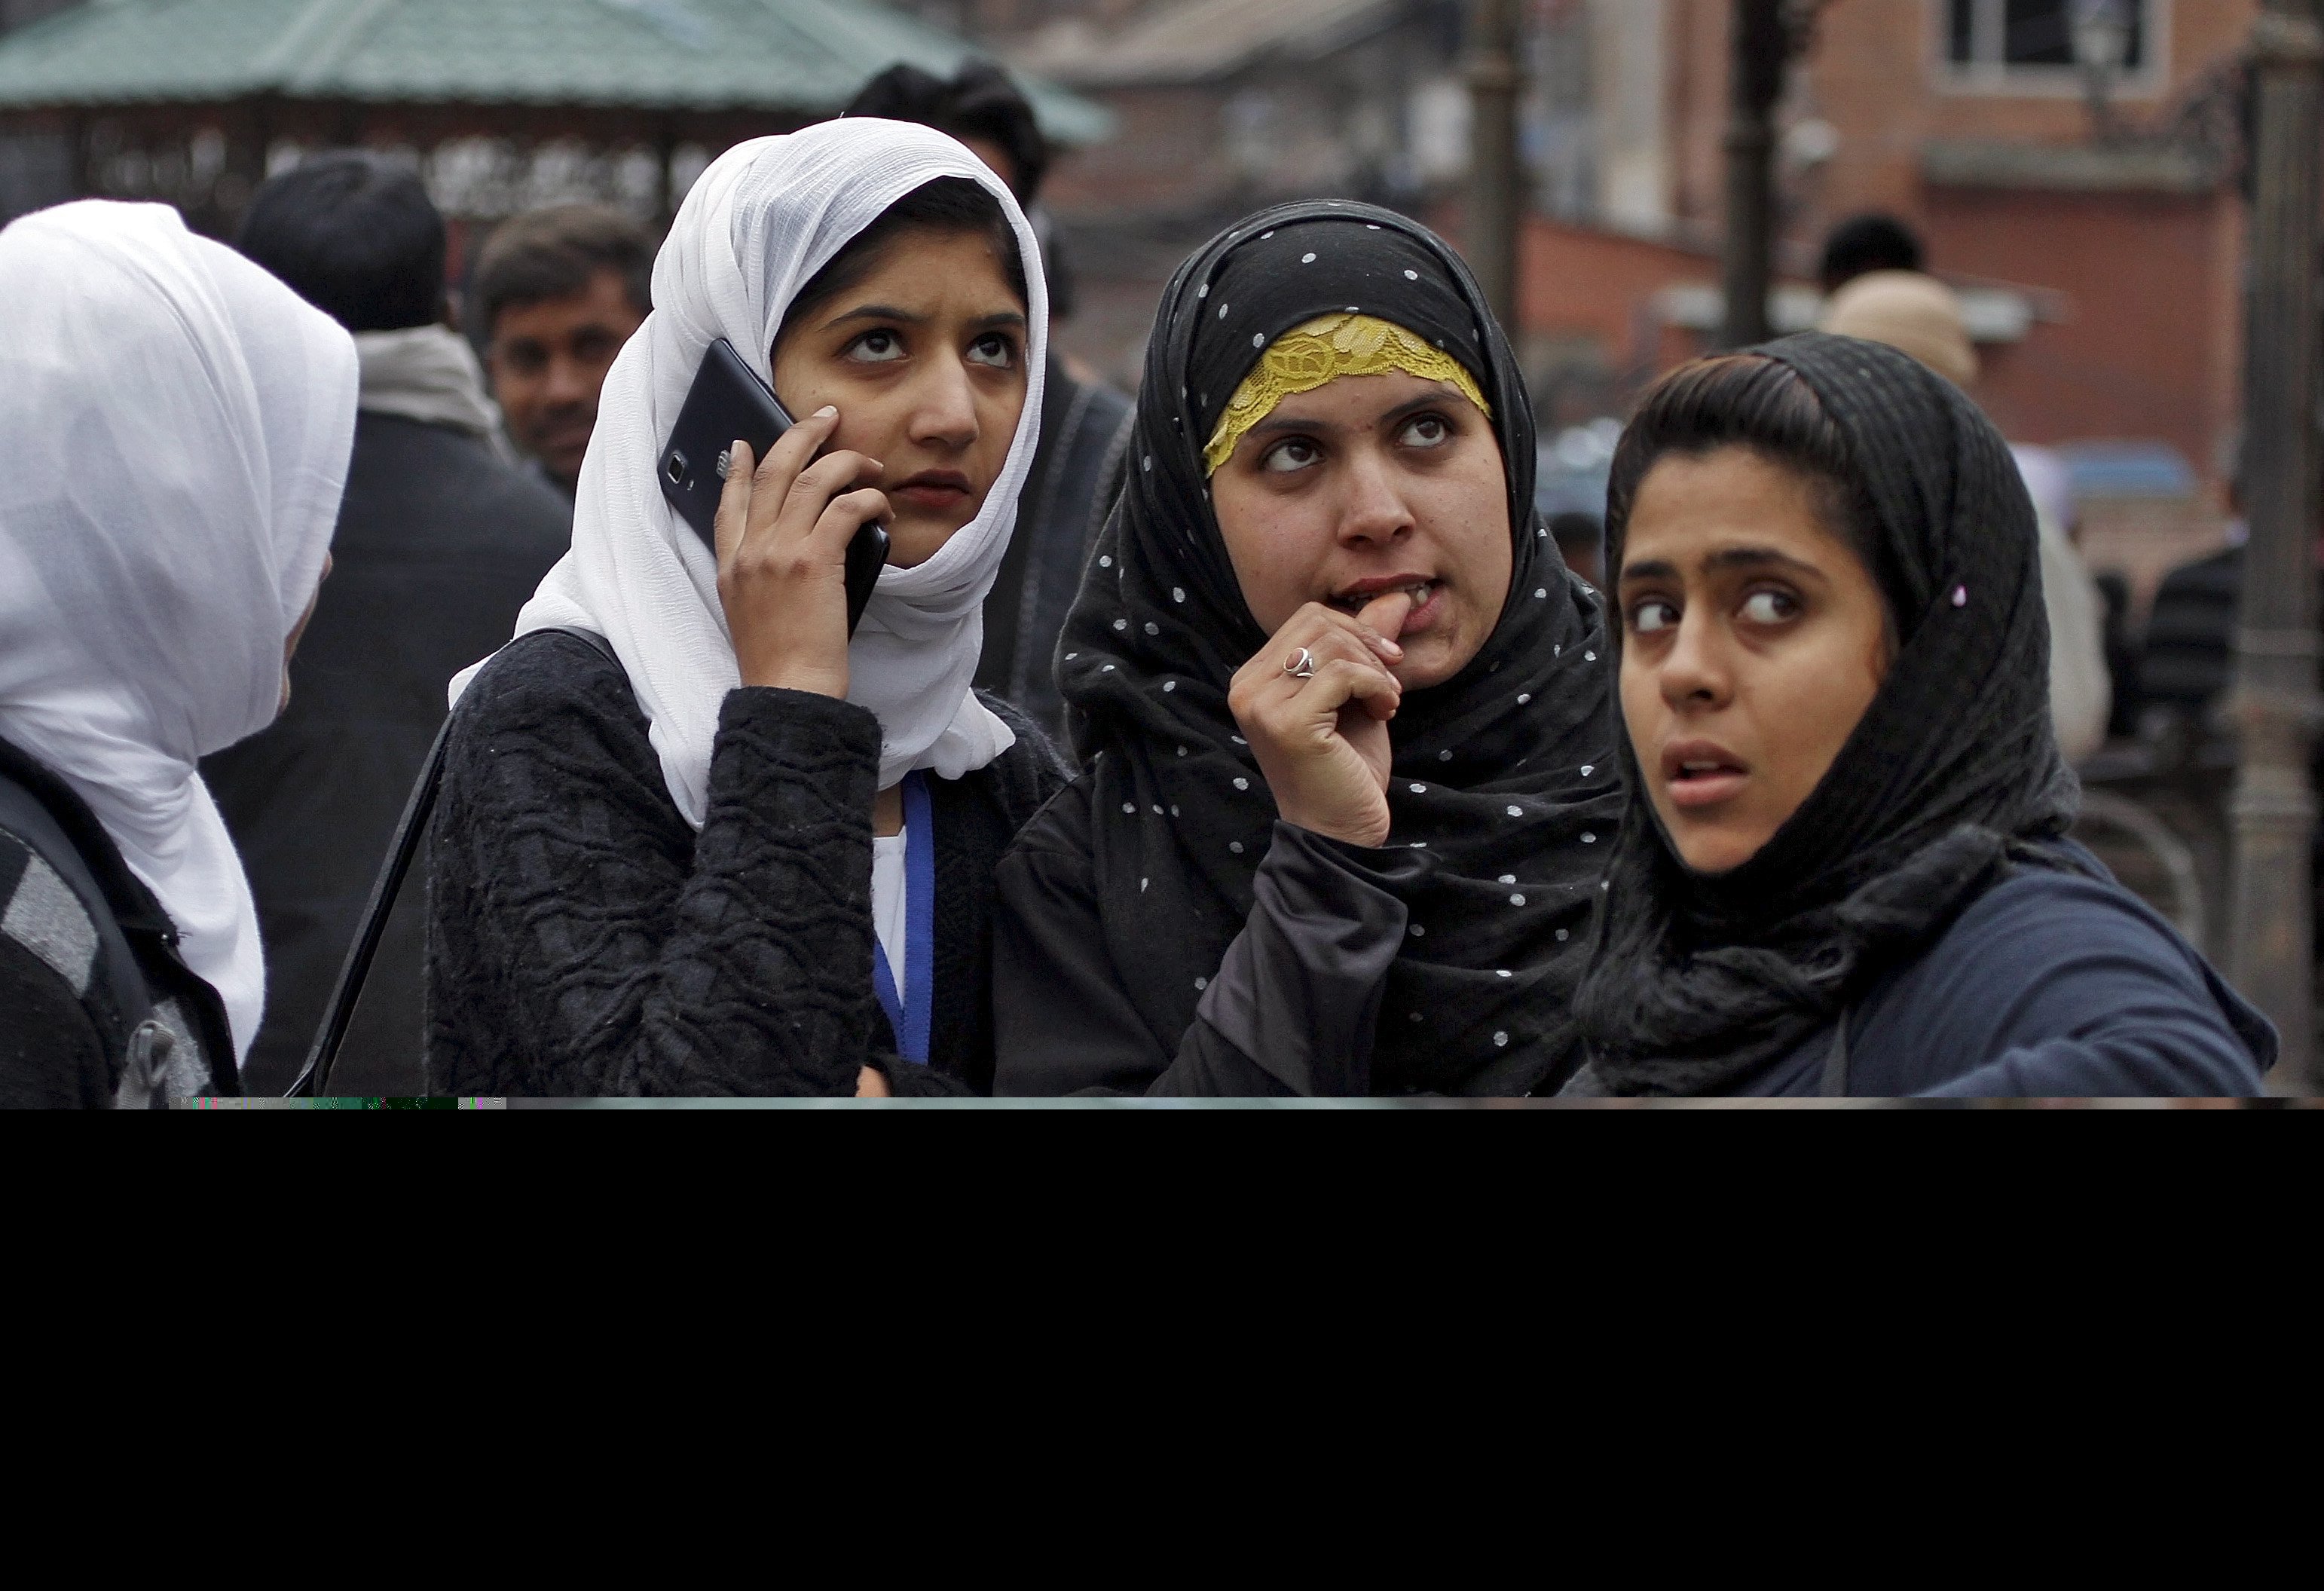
[
  {"x1": 1516, "y1": 0, "x2": 2257, "y2": 493},
  {"x1": 997, "y1": 0, "x2": 1473, "y2": 387},
  {"x1": 961, "y1": 0, "x2": 2277, "y2": 601}
]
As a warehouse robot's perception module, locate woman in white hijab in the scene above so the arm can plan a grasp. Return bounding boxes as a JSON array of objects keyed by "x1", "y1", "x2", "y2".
[
  {"x1": 0, "y1": 200, "x2": 355, "y2": 1100},
  {"x1": 428, "y1": 121, "x2": 1067, "y2": 1097}
]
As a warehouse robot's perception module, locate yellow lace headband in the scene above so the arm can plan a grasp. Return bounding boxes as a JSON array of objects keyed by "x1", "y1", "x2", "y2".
[{"x1": 1202, "y1": 313, "x2": 1492, "y2": 476}]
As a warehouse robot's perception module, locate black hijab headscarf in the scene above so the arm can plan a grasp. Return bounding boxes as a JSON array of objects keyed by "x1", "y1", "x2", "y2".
[
  {"x1": 1573, "y1": 332, "x2": 2095, "y2": 1095},
  {"x1": 1057, "y1": 200, "x2": 1625, "y2": 1094}
]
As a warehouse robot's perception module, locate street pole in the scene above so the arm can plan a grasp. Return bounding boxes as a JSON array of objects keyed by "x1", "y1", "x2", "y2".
[
  {"x1": 1719, "y1": 0, "x2": 1787, "y2": 348},
  {"x1": 2227, "y1": 0, "x2": 2324, "y2": 1091},
  {"x1": 1466, "y1": 0, "x2": 1523, "y2": 333}
]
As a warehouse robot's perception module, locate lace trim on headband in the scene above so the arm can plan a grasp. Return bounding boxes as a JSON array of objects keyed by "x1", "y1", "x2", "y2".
[{"x1": 1202, "y1": 314, "x2": 1492, "y2": 476}]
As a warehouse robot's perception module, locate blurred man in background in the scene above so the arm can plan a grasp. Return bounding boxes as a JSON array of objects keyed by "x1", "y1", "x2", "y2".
[
  {"x1": 1818, "y1": 212, "x2": 1925, "y2": 296},
  {"x1": 2140, "y1": 476, "x2": 2246, "y2": 736},
  {"x1": 846, "y1": 60, "x2": 1131, "y2": 738},
  {"x1": 2007, "y1": 441, "x2": 2112, "y2": 764},
  {"x1": 472, "y1": 203, "x2": 653, "y2": 500},
  {"x1": 203, "y1": 151, "x2": 571, "y2": 1094}
]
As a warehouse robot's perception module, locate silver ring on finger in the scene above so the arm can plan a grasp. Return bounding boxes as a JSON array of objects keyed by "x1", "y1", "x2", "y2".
[{"x1": 1285, "y1": 647, "x2": 1317, "y2": 679}]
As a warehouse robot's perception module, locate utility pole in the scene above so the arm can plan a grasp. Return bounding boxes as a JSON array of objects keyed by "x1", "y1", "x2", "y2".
[
  {"x1": 2227, "y1": 0, "x2": 2324, "y2": 1091},
  {"x1": 1466, "y1": 0, "x2": 1524, "y2": 333},
  {"x1": 1719, "y1": 0, "x2": 1787, "y2": 348},
  {"x1": 2072, "y1": 0, "x2": 2136, "y2": 145}
]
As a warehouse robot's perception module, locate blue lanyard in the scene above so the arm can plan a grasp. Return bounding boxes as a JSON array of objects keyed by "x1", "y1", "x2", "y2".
[{"x1": 871, "y1": 770, "x2": 936, "y2": 1065}]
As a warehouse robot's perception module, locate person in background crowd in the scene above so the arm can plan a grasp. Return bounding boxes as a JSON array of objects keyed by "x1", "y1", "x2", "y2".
[
  {"x1": 2093, "y1": 564, "x2": 2143, "y2": 739},
  {"x1": 2139, "y1": 474, "x2": 2324, "y2": 956},
  {"x1": 1568, "y1": 339, "x2": 2270, "y2": 1097},
  {"x1": 472, "y1": 203, "x2": 654, "y2": 499},
  {"x1": 992, "y1": 201, "x2": 1625, "y2": 1097},
  {"x1": 2008, "y1": 442, "x2": 2111, "y2": 761},
  {"x1": 2140, "y1": 473, "x2": 2246, "y2": 730},
  {"x1": 845, "y1": 60, "x2": 1132, "y2": 736},
  {"x1": 0, "y1": 200, "x2": 355, "y2": 1104},
  {"x1": 1821, "y1": 269, "x2": 2111, "y2": 763},
  {"x1": 428, "y1": 123, "x2": 1068, "y2": 1097},
  {"x1": 200, "y1": 153, "x2": 571, "y2": 1096},
  {"x1": 1819, "y1": 267, "x2": 1975, "y2": 385},
  {"x1": 1817, "y1": 212, "x2": 1924, "y2": 296}
]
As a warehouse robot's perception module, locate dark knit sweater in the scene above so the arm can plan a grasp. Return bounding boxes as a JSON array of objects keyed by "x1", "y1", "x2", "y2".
[{"x1": 425, "y1": 630, "x2": 1068, "y2": 1096}]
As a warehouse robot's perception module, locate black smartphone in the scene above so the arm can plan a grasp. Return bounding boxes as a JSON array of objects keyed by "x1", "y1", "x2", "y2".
[{"x1": 658, "y1": 337, "x2": 889, "y2": 636}]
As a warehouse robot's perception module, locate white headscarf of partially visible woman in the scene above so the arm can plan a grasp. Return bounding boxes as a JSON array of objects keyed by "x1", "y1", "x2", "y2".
[
  {"x1": 457, "y1": 119, "x2": 1048, "y2": 828},
  {"x1": 0, "y1": 200, "x2": 356, "y2": 1064}
]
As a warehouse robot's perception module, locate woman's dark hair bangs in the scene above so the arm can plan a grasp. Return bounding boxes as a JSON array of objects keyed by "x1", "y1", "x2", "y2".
[
  {"x1": 775, "y1": 177, "x2": 1027, "y2": 351},
  {"x1": 1607, "y1": 354, "x2": 1889, "y2": 596}
]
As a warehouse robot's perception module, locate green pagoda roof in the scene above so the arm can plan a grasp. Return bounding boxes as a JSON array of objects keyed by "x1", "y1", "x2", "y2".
[{"x1": 0, "y1": 0, "x2": 1112, "y2": 142}]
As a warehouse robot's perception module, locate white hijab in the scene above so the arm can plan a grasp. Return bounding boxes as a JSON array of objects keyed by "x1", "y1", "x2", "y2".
[
  {"x1": 463, "y1": 120, "x2": 1048, "y2": 827},
  {"x1": 0, "y1": 200, "x2": 356, "y2": 1063}
]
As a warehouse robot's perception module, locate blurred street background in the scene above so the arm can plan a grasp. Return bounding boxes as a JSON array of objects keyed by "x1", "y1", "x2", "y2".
[
  {"x1": 0, "y1": 5, "x2": 2271, "y2": 528},
  {"x1": 2, "y1": 0, "x2": 2319, "y2": 1084}
]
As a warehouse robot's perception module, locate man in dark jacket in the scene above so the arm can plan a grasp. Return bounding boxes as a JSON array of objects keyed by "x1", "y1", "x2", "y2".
[
  {"x1": 202, "y1": 153, "x2": 571, "y2": 1094},
  {"x1": 845, "y1": 61, "x2": 1132, "y2": 739}
]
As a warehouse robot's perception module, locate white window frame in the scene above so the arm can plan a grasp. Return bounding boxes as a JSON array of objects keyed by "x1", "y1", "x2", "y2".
[{"x1": 1934, "y1": 0, "x2": 2173, "y2": 99}]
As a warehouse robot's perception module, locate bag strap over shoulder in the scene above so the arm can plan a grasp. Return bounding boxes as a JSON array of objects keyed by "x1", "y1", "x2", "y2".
[
  {"x1": 289, "y1": 626, "x2": 618, "y2": 1097},
  {"x1": 546, "y1": 626, "x2": 619, "y2": 668}
]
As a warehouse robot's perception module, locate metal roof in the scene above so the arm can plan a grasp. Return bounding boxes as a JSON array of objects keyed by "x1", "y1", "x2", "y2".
[
  {"x1": 0, "y1": 0, "x2": 1112, "y2": 142},
  {"x1": 1017, "y1": 0, "x2": 1402, "y2": 88}
]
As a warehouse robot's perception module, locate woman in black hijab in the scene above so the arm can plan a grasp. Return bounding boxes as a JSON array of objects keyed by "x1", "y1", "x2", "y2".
[
  {"x1": 991, "y1": 200, "x2": 1623, "y2": 1096},
  {"x1": 1570, "y1": 336, "x2": 2270, "y2": 1096}
]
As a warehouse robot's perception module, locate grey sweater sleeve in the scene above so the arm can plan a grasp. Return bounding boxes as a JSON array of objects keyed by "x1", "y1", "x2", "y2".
[
  {"x1": 992, "y1": 816, "x2": 1410, "y2": 1097},
  {"x1": 1178, "y1": 823, "x2": 1409, "y2": 1095}
]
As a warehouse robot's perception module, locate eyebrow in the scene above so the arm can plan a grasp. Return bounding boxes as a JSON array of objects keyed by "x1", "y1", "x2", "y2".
[
  {"x1": 1621, "y1": 545, "x2": 1827, "y2": 583},
  {"x1": 1382, "y1": 386, "x2": 1466, "y2": 424},
  {"x1": 824, "y1": 303, "x2": 922, "y2": 330},
  {"x1": 1243, "y1": 382, "x2": 1469, "y2": 441},
  {"x1": 821, "y1": 304, "x2": 1029, "y2": 333},
  {"x1": 1246, "y1": 410, "x2": 1344, "y2": 441}
]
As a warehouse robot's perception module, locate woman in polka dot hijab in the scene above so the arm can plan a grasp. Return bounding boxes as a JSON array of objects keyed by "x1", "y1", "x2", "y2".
[{"x1": 992, "y1": 200, "x2": 1624, "y2": 1095}]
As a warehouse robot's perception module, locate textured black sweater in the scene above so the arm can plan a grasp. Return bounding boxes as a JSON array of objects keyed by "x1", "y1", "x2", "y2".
[{"x1": 425, "y1": 631, "x2": 1068, "y2": 1096}]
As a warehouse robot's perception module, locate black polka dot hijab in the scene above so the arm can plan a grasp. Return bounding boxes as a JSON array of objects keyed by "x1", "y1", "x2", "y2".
[
  {"x1": 1056, "y1": 200, "x2": 1626, "y2": 1095},
  {"x1": 1571, "y1": 333, "x2": 2096, "y2": 1096}
]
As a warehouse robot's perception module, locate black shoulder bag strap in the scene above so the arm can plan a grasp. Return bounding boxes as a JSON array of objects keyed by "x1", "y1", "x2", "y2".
[{"x1": 289, "y1": 627, "x2": 617, "y2": 1097}]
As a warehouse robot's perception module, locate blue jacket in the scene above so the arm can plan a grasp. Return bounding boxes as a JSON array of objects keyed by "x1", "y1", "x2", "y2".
[{"x1": 1743, "y1": 861, "x2": 2273, "y2": 1097}]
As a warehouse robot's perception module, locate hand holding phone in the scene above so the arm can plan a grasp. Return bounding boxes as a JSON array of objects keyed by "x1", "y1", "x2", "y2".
[
  {"x1": 662, "y1": 338, "x2": 889, "y2": 650},
  {"x1": 711, "y1": 410, "x2": 892, "y2": 701}
]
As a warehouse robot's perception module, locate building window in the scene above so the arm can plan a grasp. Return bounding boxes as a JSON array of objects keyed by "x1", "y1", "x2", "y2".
[{"x1": 1943, "y1": 1, "x2": 2160, "y2": 88}]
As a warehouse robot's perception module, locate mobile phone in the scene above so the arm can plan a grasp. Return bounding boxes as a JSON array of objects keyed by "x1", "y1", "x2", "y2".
[{"x1": 658, "y1": 337, "x2": 889, "y2": 637}]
